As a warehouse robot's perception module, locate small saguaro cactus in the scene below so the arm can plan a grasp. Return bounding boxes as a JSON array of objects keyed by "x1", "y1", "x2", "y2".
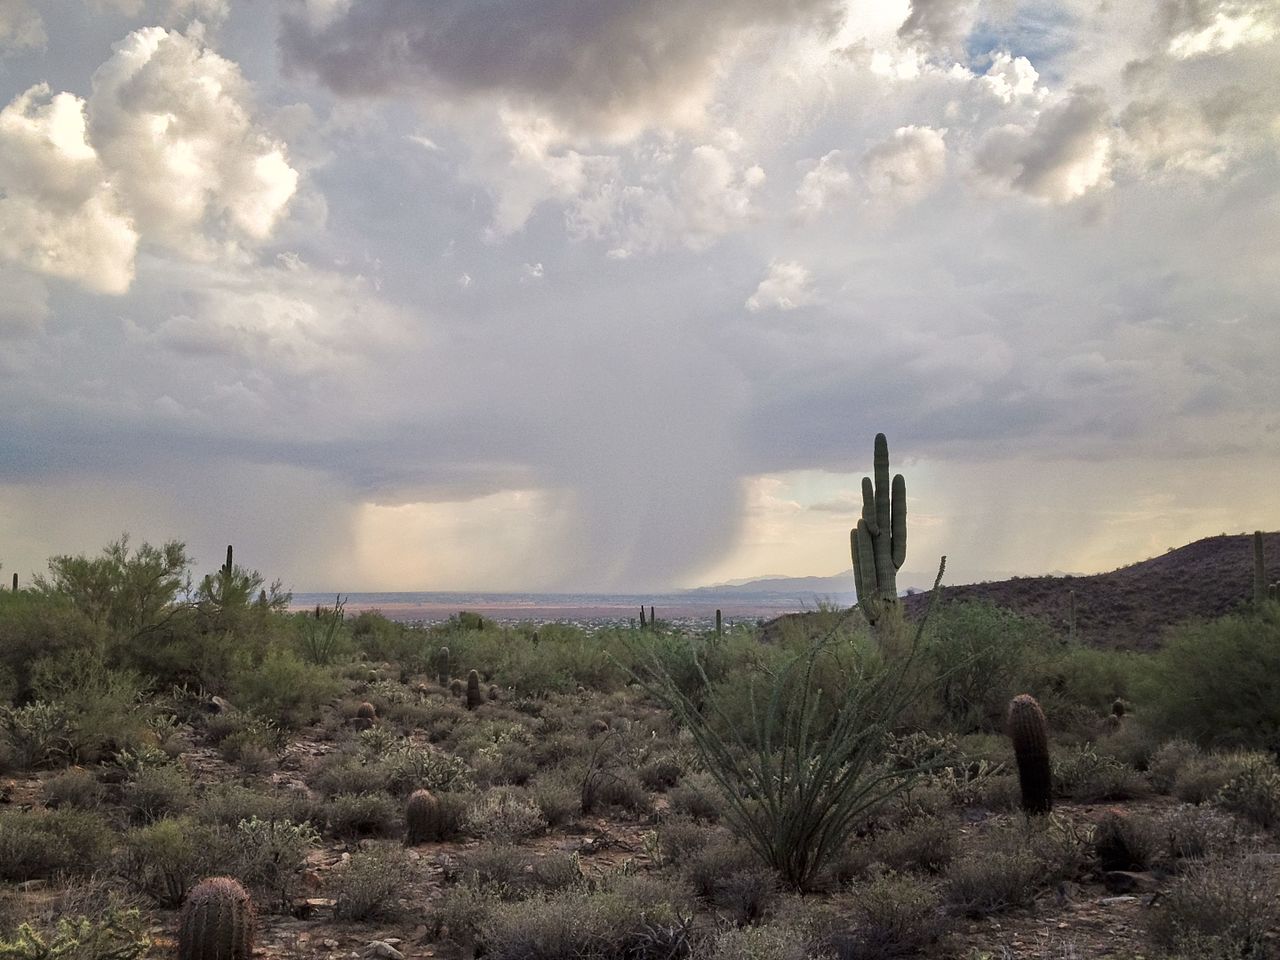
[
  {"x1": 466, "y1": 669, "x2": 482, "y2": 710},
  {"x1": 405, "y1": 788, "x2": 446, "y2": 845},
  {"x1": 222, "y1": 545, "x2": 233, "y2": 577},
  {"x1": 851, "y1": 433, "x2": 906, "y2": 628},
  {"x1": 639, "y1": 606, "x2": 647, "y2": 628},
  {"x1": 1111, "y1": 698, "x2": 1125, "y2": 719},
  {"x1": 437, "y1": 646, "x2": 451, "y2": 687},
  {"x1": 178, "y1": 876, "x2": 255, "y2": 960},
  {"x1": 715, "y1": 609, "x2": 723, "y2": 637},
  {"x1": 1007, "y1": 694, "x2": 1052, "y2": 815},
  {"x1": 10, "y1": 572, "x2": 16, "y2": 591},
  {"x1": 650, "y1": 605, "x2": 655, "y2": 626},
  {"x1": 355, "y1": 701, "x2": 376, "y2": 720}
]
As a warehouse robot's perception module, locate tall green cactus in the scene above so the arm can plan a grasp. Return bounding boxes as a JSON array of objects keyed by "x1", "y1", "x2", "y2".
[
  {"x1": 466, "y1": 669, "x2": 482, "y2": 711},
  {"x1": 178, "y1": 877, "x2": 255, "y2": 960},
  {"x1": 405, "y1": 789, "x2": 445, "y2": 845},
  {"x1": 1007, "y1": 694, "x2": 1052, "y2": 815},
  {"x1": 437, "y1": 646, "x2": 451, "y2": 687},
  {"x1": 851, "y1": 433, "x2": 906, "y2": 627}
]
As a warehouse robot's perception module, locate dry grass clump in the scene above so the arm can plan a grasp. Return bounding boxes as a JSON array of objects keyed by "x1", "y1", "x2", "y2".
[
  {"x1": 331, "y1": 842, "x2": 414, "y2": 921},
  {"x1": 1146, "y1": 856, "x2": 1280, "y2": 958}
]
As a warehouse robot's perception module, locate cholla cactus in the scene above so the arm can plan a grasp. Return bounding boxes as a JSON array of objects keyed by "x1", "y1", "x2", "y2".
[
  {"x1": 466, "y1": 670, "x2": 482, "y2": 711},
  {"x1": 1007, "y1": 694, "x2": 1052, "y2": 815},
  {"x1": 178, "y1": 877, "x2": 255, "y2": 960}
]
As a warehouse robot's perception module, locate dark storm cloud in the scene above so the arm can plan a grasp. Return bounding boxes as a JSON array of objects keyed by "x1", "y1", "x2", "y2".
[{"x1": 278, "y1": 0, "x2": 844, "y2": 131}]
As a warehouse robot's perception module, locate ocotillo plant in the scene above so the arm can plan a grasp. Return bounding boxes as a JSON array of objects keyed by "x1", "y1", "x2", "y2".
[
  {"x1": 1007, "y1": 694, "x2": 1052, "y2": 815},
  {"x1": 178, "y1": 877, "x2": 255, "y2": 960},
  {"x1": 851, "y1": 433, "x2": 907, "y2": 654},
  {"x1": 1255, "y1": 531, "x2": 1268, "y2": 607},
  {"x1": 466, "y1": 669, "x2": 482, "y2": 710},
  {"x1": 437, "y1": 646, "x2": 450, "y2": 687}
]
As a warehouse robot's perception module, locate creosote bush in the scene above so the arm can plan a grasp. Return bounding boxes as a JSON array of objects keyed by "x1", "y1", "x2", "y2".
[
  {"x1": 331, "y1": 842, "x2": 413, "y2": 921},
  {"x1": 1146, "y1": 856, "x2": 1280, "y2": 958}
]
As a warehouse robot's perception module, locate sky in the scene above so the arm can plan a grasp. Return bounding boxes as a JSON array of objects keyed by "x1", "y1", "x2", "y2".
[{"x1": 0, "y1": 0, "x2": 1277, "y2": 593}]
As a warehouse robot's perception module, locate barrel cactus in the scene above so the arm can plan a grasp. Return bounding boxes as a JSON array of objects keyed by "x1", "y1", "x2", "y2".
[
  {"x1": 449, "y1": 678, "x2": 464, "y2": 697},
  {"x1": 466, "y1": 670, "x2": 482, "y2": 711},
  {"x1": 405, "y1": 789, "x2": 446, "y2": 845},
  {"x1": 1007, "y1": 694, "x2": 1052, "y2": 815},
  {"x1": 178, "y1": 877, "x2": 255, "y2": 960},
  {"x1": 355, "y1": 701, "x2": 376, "y2": 720}
]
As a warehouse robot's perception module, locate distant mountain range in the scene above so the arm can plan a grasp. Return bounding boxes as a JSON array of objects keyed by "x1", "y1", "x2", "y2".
[
  {"x1": 759, "y1": 533, "x2": 1277, "y2": 651},
  {"x1": 685, "y1": 568, "x2": 1021, "y2": 598}
]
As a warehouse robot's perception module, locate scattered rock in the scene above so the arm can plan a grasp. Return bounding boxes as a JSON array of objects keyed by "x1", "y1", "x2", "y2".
[
  {"x1": 208, "y1": 696, "x2": 234, "y2": 714},
  {"x1": 364, "y1": 941, "x2": 405, "y2": 960},
  {"x1": 1102, "y1": 871, "x2": 1158, "y2": 895}
]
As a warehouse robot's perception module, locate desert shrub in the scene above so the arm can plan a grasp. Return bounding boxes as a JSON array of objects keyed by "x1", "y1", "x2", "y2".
[
  {"x1": 331, "y1": 842, "x2": 414, "y2": 921},
  {"x1": 214, "y1": 712, "x2": 286, "y2": 766},
  {"x1": 1146, "y1": 856, "x2": 1280, "y2": 958},
  {"x1": 196, "y1": 783, "x2": 319, "y2": 828},
  {"x1": 658, "y1": 818, "x2": 719, "y2": 866},
  {"x1": 581, "y1": 766, "x2": 652, "y2": 816},
  {"x1": 328, "y1": 792, "x2": 399, "y2": 838},
  {"x1": 28, "y1": 657, "x2": 151, "y2": 761},
  {"x1": 121, "y1": 763, "x2": 195, "y2": 823},
  {"x1": 946, "y1": 820, "x2": 1086, "y2": 915},
  {"x1": 920, "y1": 601, "x2": 1056, "y2": 732},
  {"x1": 477, "y1": 874, "x2": 695, "y2": 960},
  {"x1": 1038, "y1": 644, "x2": 1136, "y2": 718},
  {"x1": 667, "y1": 771, "x2": 724, "y2": 821},
  {"x1": 529, "y1": 852, "x2": 582, "y2": 892},
  {"x1": 971, "y1": 774, "x2": 1022, "y2": 812},
  {"x1": 682, "y1": 839, "x2": 759, "y2": 900},
  {"x1": 230, "y1": 816, "x2": 319, "y2": 911},
  {"x1": 428, "y1": 883, "x2": 498, "y2": 944},
  {"x1": 452, "y1": 843, "x2": 533, "y2": 892},
  {"x1": 1172, "y1": 752, "x2": 1255, "y2": 805},
  {"x1": 638, "y1": 755, "x2": 685, "y2": 792},
  {"x1": 1052, "y1": 744, "x2": 1146, "y2": 802},
  {"x1": 0, "y1": 591, "x2": 105, "y2": 703},
  {"x1": 708, "y1": 924, "x2": 809, "y2": 960},
  {"x1": 471, "y1": 742, "x2": 538, "y2": 787},
  {"x1": 311, "y1": 751, "x2": 395, "y2": 798},
  {"x1": 868, "y1": 816, "x2": 959, "y2": 875},
  {"x1": 1140, "y1": 604, "x2": 1280, "y2": 751},
  {"x1": 0, "y1": 906, "x2": 149, "y2": 960},
  {"x1": 529, "y1": 775, "x2": 579, "y2": 827},
  {"x1": 40, "y1": 767, "x2": 104, "y2": 809},
  {"x1": 229, "y1": 647, "x2": 340, "y2": 728},
  {"x1": 820, "y1": 873, "x2": 949, "y2": 960},
  {"x1": 120, "y1": 816, "x2": 215, "y2": 906},
  {"x1": 1214, "y1": 754, "x2": 1280, "y2": 830},
  {"x1": 1095, "y1": 719, "x2": 1160, "y2": 770},
  {"x1": 1092, "y1": 809, "x2": 1160, "y2": 871},
  {"x1": 465, "y1": 789, "x2": 547, "y2": 841},
  {"x1": 1149, "y1": 740, "x2": 1202, "y2": 793},
  {"x1": 716, "y1": 867, "x2": 780, "y2": 925},
  {"x1": 0, "y1": 808, "x2": 114, "y2": 881},
  {"x1": 1160, "y1": 805, "x2": 1241, "y2": 866}
]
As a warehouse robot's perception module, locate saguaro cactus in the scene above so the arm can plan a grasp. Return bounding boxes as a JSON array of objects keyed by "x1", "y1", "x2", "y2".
[
  {"x1": 179, "y1": 877, "x2": 255, "y2": 960},
  {"x1": 466, "y1": 669, "x2": 482, "y2": 710},
  {"x1": 639, "y1": 606, "x2": 647, "y2": 628},
  {"x1": 222, "y1": 545, "x2": 233, "y2": 577},
  {"x1": 715, "y1": 609, "x2": 723, "y2": 638},
  {"x1": 437, "y1": 646, "x2": 451, "y2": 687},
  {"x1": 851, "y1": 433, "x2": 906, "y2": 627},
  {"x1": 1007, "y1": 694, "x2": 1052, "y2": 815}
]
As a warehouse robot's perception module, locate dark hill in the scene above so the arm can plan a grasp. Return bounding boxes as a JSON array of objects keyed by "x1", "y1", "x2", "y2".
[
  {"x1": 766, "y1": 533, "x2": 1279, "y2": 651},
  {"x1": 897, "y1": 533, "x2": 1280, "y2": 650}
]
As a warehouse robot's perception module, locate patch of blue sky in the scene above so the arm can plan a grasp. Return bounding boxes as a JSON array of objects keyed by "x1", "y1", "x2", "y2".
[{"x1": 964, "y1": 3, "x2": 1079, "y2": 84}]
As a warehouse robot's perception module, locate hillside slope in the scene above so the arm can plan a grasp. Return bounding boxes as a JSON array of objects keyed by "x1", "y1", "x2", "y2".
[{"x1": 892, "y1": 533, "x2": 1280, "y2": 650}]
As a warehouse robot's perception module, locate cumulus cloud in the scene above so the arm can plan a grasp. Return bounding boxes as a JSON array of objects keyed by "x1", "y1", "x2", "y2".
[
  {"x1": 795, "y1": 150, "x2": 853, "y2": 219},
  {"x1": 0, "y1": 0, "x2": 44, "y2": 52},
  {"x1": 746, "y1": 259, "x2": 818, "y2": 312},
  {"x1": 88, "y1": 27, "x2": 298, "y2": 258},
  {"x1": 0, "y1": 85, "x2": 137, "y2": 293},
  {"x1": 861, "y1": 125, "x2": 947, "y2": 203},
  {"x1": 279, "y1": 0, "x2": 845, "y2": 135},
  {"x1": 981, "y1": 52, "x2": 1042, "y2": 104},
  {"x1": 897, "y1": 0, "x2": 977, "y2": 53},
  {"x1": 1161, "y1": 0, "x2": 1277, "y2": 58},
  {"x1": 975, "y1": 87, "x2": 1113, "y2": 204}
]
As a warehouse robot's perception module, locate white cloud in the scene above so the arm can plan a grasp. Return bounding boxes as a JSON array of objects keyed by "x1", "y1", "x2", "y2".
[
  {"x1": 746, "y1": 259, "x2": 818, "y2": 312},
  {"x1": 88, "y1": 27, "x2": 298, "y2": 258},
  {"x1": 795, "y1": 150, "x2": 853, "y2": 219},
  {"x1": 861, "y1": 125, "x2": 947, "y2": 203},
  {"x1": 981, "y1": 52, "x2": 1042, "y2": 104},
  {"x1": 0, "y1": 85, "x2": 138, "y2": 293},
  {"x1": 1166, "y1": 3, "x2": 1277, "y2": 58},
  {"x1": 897, "y1": 0, "x2": 977, "y2": 53},
  {"x1": 975, "y1": 87, "x2": 1113, "y2": 204}
]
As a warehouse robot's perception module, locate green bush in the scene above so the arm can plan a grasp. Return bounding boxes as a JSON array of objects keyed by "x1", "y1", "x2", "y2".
[
  {"x1": 328, "y1": 792, "x2": 399, "y2": 838},
  {"x1": 229, "y1": 647, "x2": 340, "y2": 728},
  {"x1": 28, "y1": 657, "x2": 151, "y2": 761},
  {"x1": 0, "y1": 702, "x2": 75, "y2": 769},
  {"x1": 40, "y1": 768, "x2": 104, "y2": 810},
  {"x1": 120, "y1": 816, "x2": 215, "y2": 906},
  {"x1": 464, "y1": 789, "x2": 547, "y2": 841},
  {"x1": 1139, "y1": 604, "x2": 1280, "y2": 750},
  {"x1": 1214, "y1": 754, "x2": 1280, "y2": 830},
  {"x1": 0, "y1": 591, "x2": 104, "y2": 703},
  {"x1": 0, "y1": 808, "x2": 114, "y2": 881},
  {"x1": 1146, "y1": 856, "x2": 1279, "y2": 958},
  {"x1": 820, "y1": 872, "x2": 949, "y2": 960},
  {"x1": 331, "y1": 842, "x2": 414, "y2": 921},
  {"x1": 230, "y1": 816, "x2": 319, "y2": 911},
  {"x1": 121, "y1": 763, "x2": 195, "y2": 823}
]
